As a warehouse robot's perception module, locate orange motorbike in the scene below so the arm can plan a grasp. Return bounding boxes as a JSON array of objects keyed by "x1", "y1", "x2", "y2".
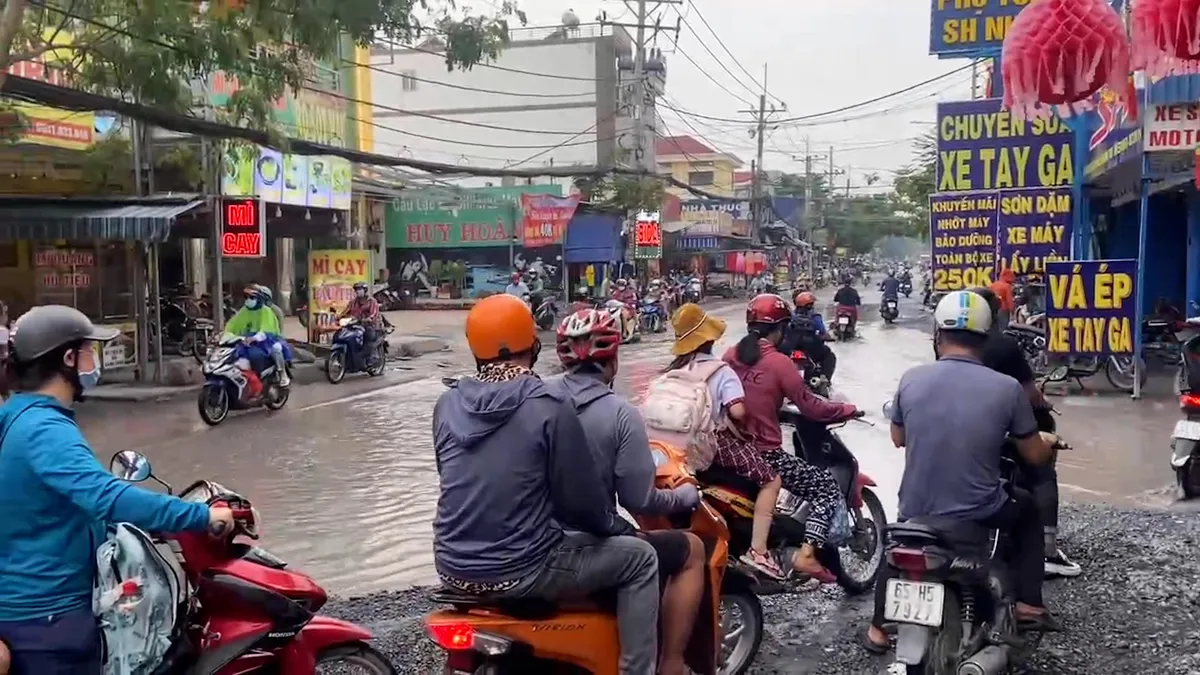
[{"x1": 422, "y1": 440, "x2": 764, "y2": 674}]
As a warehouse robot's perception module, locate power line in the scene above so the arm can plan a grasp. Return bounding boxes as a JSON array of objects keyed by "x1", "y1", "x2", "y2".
[
  {"x1": 684, "y1": 0, "x2": 782, "y2": 106},
  {"x1": 674, "y1": 7, "x2": 763, "y2": 103},
  {"x1": 671, "y1": 43, "x2": 755, "y2": 107},
  {"x1": 401, "y1": 42, "x2": 605, "y2": 82}
]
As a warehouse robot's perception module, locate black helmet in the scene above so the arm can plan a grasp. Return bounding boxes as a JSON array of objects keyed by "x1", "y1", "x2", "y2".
[
  {"x1": 11, "y1": 305, "x2": 118, "y2": 363},
  {"x1": 353, "y1": 282, "x2": 368, "y2": 292}
]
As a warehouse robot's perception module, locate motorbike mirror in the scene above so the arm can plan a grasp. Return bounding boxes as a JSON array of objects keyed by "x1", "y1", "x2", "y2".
[
  {"x1": 441, "y1": 377, "x2": 459, "y2": 388},
  {"x1": 110, "y1": 450, "x2": 152, "y2": 482},
  {"x1": 1046, "y1": 366, "x2": 1070, "y2": 382},
  {"x1": 881, "y1": 401, "x2": 894, "y2": 418}
]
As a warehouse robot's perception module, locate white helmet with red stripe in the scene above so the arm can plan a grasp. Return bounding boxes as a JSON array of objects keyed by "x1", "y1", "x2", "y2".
[{"x1": 556, "y1": 309, "x2": 621, "y2": 366}]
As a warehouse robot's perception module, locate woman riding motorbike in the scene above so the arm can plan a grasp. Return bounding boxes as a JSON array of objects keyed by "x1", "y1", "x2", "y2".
[{"x1": 722, "y1": 294, "x2": 861, "y2": 581}]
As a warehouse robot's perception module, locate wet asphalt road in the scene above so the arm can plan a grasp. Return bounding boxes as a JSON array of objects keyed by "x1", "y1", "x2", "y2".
[{"x1": 73, "y1": 290, "x2": 1200, "y2": 673}]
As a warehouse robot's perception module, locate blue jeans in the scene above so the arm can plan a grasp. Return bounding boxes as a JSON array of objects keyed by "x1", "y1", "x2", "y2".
[{"x1": 0, "y1": 609, "x2": 103, "y2": 675}]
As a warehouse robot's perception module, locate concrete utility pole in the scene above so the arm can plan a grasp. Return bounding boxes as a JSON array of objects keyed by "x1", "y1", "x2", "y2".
[
  {"x1": 604, "y1": 0, "x2": 681, "y2": 172},
  {"x1": 740, "y1": 64, "x2": 776, "y2": 245}
]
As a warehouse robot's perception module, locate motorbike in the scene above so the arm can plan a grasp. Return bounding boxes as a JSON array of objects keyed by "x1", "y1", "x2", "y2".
[
  {"x1": 197, "y1": 336, "x2": 291, "y2": 426},
  {"x1": 880, "y1": 401, "x2": 1062, "y2": 675},
  {"x1": 880, "y1": 297, "x2": 900, "y2": 324},
  {"x1": 790, "y1": 349, "x2": 832, "y2": 398},
  {"x1": 106, "y1": 451, "x2": 397, "y2": 675},
  {"x1": 900, "y1": 279, "x2": 913, "y2": 298},
  {"x1": 639, "y1": 297, "x2": 667, "y2": 333},
  {"x1": 833, "y1": 305, "x2": 857, "y2": 341},
  {"x1": 423, "y1": 438, "x2": 764, "y2": 675},
  {"x1": 684, "y1": 278, "x2": 703, "y2": 304},
  {"x1": 325, "y1": 317, "x2": 391, "y2": 384},
  {"x1": 605, "y1": 298, "x2": 640, "y2": 344},
  {"x1": 1041, "y1": 350, "x2": 1146, "y2": 393},
  {"x1": 533, "y1": 295, "x2": 558, "y2": 331},
  {"x1": 696, "y1": 404, "x2": 886, "y2": 595},
  {"x1": 1170, "y1": 318, "x2": 1200, "y2": 498}
]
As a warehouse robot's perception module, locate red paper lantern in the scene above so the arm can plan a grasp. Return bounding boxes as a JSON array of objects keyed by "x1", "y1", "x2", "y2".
[
  {"x1": 1001, "y1": 0, "x2": 1132, "y2": 119},
  {"x1": 1132, "y1": 0, "x2": 1200, "y2": 78}
]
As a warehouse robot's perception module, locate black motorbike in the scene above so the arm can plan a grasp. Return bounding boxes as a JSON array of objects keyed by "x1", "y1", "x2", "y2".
[
  {"x1": 880, "y1": 296, "x2": 900, "y2": 324},
  {"x1": 900, "y1": 279, "x2": 913, "y2": 298},
  {"x1": 325, "y1": 317, "x2": 392, "y2": 384},
  {"x1": 789, "y1": 348, "x2": 832, "y2": 398},
  {"x1": 696, "y1": 404, "x2": 886, "y2": 595},
  {"x1": 1171, "y1": 317, "x2": 1200, "y2": 498}
]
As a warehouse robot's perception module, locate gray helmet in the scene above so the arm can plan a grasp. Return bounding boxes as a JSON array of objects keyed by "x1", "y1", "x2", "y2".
[{"x1": 11, "y1": 305, "x2": 118, "y2": 362}]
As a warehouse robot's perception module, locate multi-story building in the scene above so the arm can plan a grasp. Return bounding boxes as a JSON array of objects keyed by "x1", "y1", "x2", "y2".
[
  {"x1": 655, "y1": 135, "x2": 744, "y2": 198},
  {"x1": 369, "y1": 18, "x2": 667, "y2": 184}
]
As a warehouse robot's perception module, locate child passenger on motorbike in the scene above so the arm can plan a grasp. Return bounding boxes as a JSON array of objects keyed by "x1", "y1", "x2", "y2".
[
  {"x1": 549, "y1": 308, "x2": 705, "y2": 675},
  {"x1": 432, "y1": 294, "x2": 660, "y2": 675},
  {"x1": 667, "y1": 303, "x2": 786, "y2": 579},
  {"x1": 223, "y1": 285, "x2": 292, "y2": 386},
  {"x1": 724, "y1": 295, "x2": 861, "y2": 582},
  {"x1": 0, "y1": 306, "x2": 234, "y2": 674}
]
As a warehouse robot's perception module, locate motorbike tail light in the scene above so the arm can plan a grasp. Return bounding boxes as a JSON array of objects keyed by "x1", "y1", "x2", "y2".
[
  {"x1": 1181, "y1": 393, "x2": 1200, "y2": 410},
  {"x1": 887, "y1": 547, "x2": 935, "y2": 572},
  {"x1": 427, "y1": 622, "x2": 511, "y2": 656}
]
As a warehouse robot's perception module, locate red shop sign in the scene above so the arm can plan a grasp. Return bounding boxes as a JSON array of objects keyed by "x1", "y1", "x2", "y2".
[
  {"x1": 520, "y1": 194, "x2": 580, "y2": 247},
  {"x1": 635, "y1": 220, "x2": 661, "y2": 247},
  {"x1": 221, "y1": 198, "x2": 265, "y2": 257}
]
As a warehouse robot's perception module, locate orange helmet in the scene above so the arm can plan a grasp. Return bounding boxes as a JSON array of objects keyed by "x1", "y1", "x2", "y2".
[
  {"x1": 465, "y1": 294, "x2": 538, "y2": 361},
  {"x1": 793, "y1": 291, "x2": 817, "y2": 309}
]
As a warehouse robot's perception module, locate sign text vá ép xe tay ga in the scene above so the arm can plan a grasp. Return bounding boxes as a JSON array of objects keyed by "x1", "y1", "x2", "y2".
[{"x1": 1046, "y1": 262, "x2": 1135, "y2": 354}]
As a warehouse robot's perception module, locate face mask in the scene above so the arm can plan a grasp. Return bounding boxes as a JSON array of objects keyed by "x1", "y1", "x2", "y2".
[
  {"x1": 355, "y1": 291, "x2": 366, "y2": 299},
  {"x1": 78, "y1": 364, "x2": 101, "y2": 392},
  {"x1": 245, "y1": 298, "x2": 260, "y2": 310}
]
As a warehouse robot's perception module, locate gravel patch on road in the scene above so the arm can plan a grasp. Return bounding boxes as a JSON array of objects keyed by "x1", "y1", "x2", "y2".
[{"x1": 325, "y1": 502, "x2": 1200, "y2": 674}]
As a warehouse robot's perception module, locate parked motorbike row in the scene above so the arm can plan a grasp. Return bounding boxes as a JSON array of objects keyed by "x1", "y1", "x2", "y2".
[
  {"x1": 150, "y1": 285, "x2": 233, "y2": 364},
  {"x1": 424, "y1": 381, "x2": 886, "y2": 674}
]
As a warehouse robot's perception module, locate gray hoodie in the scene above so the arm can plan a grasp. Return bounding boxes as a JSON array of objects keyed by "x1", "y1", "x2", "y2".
[
  {"x1": 432, "y1": 375, "x2": 633, "y2": 584},
  {"x1": 546, "y1": 371, "x2": 694, "y2": 516}
]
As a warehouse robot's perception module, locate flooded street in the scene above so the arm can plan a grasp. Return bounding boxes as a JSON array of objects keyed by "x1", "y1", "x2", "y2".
[{"x1": 77, "y1": 292, "x2": 924, "y2": 595}]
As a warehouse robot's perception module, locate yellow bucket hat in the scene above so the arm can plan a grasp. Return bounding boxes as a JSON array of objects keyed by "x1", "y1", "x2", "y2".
[{"x1": 671, "y1": 303, "x2": 727, "y2": 356}]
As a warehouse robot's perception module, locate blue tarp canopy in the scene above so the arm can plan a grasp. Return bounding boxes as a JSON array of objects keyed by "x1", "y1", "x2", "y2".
[
  {"x1": 0, "y1": 194, "x2": 207, "y2": 243},
  {"x1": 563, "y1": 211, "x2": 622, "y2": 263}
]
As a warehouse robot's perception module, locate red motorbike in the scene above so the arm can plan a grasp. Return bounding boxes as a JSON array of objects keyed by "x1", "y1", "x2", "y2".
[
  {"x1": 833, "y1": 305, "x2": 857, "y2": 341},
  {"x1": 108, "y1": 451, "x2": 397, "y2": 675}
]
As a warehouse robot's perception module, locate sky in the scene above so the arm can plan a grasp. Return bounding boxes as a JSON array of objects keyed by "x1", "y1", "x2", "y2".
[{"x1": 502, "y1": 0, "x2": 977, "y2": 190}]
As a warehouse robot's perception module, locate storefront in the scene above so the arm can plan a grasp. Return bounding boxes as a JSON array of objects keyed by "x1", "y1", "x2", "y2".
[
  {"x1": 385, "y1": 185, "x2": 568, "y2": 298},
  {"x1": 0, "y1": 194, "x2": 207, "y2": 375}
]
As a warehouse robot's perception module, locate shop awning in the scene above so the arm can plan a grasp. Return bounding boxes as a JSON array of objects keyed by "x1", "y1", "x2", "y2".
[{"x1": 0, "y1": 195, "x2": 207, "y2": 243}]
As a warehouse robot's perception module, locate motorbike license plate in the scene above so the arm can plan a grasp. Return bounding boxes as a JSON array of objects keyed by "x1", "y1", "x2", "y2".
[
  {"x1": 883, "y1": 579, "x2": 944, "y2": 627},
  {"x1": 888, "y1": 302, "x2": 897, "y2": 309},
  {"x1": 1173, "y1": 420, "x2": 1200, "y2": 441},
  {"x1": 838, "y1": 316, "x2": 850, "y2": 325}
]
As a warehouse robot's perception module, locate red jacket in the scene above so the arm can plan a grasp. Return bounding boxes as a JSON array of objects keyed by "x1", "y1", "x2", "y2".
[{"x1": 722, "y1": 340, "x2": 855, "y2": 452}]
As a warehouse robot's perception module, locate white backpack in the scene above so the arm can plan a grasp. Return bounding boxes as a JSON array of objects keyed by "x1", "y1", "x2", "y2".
[
  {"x1": 641, "y1": 360, "x2": 727, "y2": 470},
  {"x1": 93, "y1": 523, "x2": 189, "y2": 675}
]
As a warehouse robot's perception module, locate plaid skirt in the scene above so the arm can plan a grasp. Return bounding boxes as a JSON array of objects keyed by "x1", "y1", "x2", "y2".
[{"x1": 712, "y1": 428, "x2": 778, "y2": 486}]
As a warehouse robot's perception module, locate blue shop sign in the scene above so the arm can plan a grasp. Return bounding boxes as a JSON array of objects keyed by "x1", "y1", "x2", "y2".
[
  {"x1": 679, "y1": 236, "x2": 719, "y2": 250},
  {"x1": 929, "y1": 0, "x2": 1026, "y2": 57},
  {"x1": 1084, "y1": 92, "x2": 1142, "y2": 181}
]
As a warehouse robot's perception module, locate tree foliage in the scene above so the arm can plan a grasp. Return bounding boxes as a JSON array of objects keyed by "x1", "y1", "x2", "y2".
[
  {"x1": 573, "y1": 173, "x2": 665, "y2": 217},
  {"x1": 0, "y1": 0, "x2": 525, "y2": 132}
]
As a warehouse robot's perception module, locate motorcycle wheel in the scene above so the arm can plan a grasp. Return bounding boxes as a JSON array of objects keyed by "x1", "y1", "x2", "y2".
[
  {"x1": 824, "y1": 488, "x2": 887, "y2": 594},
  {"x1": 367, "y1": 345, "x2": 386, "y2": 377},
  {"x1": 178, "y1": 333, "x2": 195, "y2": 358},
  {"x1": 197, "y1": 385, "x2": 230, "y2": 426},
  {"x1": 718, "y1": 589, "x2": 763, "y2": 675},
  {"x1": 191, "y1": 331, "x2": 209, "y2": 364},
  {"x1": 1104, "y1": 354, "x2": 1147, "y2": 392},
  {"x1": 326, "y1": 352, "x2": 347, "y2": 384},
  {"x1": 265, "y1": 381, "x2": 290, "y2": 410},
  {"x1": 906, "y1": 591, "x2": 963, "y2": 675},
  {"x1": 315, "y1": 643, "x2": 398, "y2": 674}
]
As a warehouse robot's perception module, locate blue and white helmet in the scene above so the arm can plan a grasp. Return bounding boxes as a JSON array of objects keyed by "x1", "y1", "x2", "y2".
[{"x1": 934, "y1": 290, "x2": 992, "y2": 335}]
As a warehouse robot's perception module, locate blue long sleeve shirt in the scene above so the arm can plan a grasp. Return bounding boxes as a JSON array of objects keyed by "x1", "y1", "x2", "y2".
[{"x1": 0, "y1": 394, "x2": 211, "y2": 621}]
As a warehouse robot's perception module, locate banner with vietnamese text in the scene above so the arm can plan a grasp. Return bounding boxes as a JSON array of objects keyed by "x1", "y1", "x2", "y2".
[
  {"x1": 996, "y1": 188, "x2": 1073, "y2": 279},
  {"x1": 1045, "y1": 259, "x2": 1137, "y2": 355},
  {"x1": 307, "y1": 250, "x2": 371, "y2": 345},
  {"x1": 936, "y1": 99, "x2": 1074, "y2": 192},
  {"x1": 929, "y1": 191, "x2": 998, "y2": 292},
  {"x1": 521, "y1": 194, "x2": 580, "y2": 247}
]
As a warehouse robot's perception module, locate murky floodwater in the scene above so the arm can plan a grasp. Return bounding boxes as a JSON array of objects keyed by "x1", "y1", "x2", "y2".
[{"x1": 84, "y1": 292, "x2": 930, "y2": 595}]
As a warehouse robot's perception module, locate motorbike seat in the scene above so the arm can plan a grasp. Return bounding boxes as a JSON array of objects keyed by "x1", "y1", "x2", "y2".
[
  {"x1": 429, "y1": 587, "x2": 613, "y2": 619},
  {"x1": 695, "y1": 466, "x2": 759, "y2": 500}
]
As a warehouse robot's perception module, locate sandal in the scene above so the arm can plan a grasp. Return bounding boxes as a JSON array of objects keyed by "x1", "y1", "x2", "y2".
[
  {"x1": 739, "y1": 549, "x2": 785, "y2": 579},
  {"x1": 1017, "y1": 610, "x2": 1063, "y2": 633},
  {"x1": 858, "y1": 626, "x2": 891, "y2": 655},
  {"x1": 791, "y1": 555, "x2": 838, "y2": 584}
]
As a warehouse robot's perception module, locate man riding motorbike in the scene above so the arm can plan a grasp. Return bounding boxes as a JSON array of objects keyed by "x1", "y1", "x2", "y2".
[
  {"x1": 341, "y1": 281, "x2": 384, "y2": 359},
  {"x1": 970, "y1": 286, "x2": 1081, "y2": 578},
  {"x1": 548, "y1": 308, "x2": 705, "y2": 675},
  {"x1": 880, "y1": 270, "x2": 901, "y2": 302},
  {"x1": 0, "y1": 306, "x2": 234, "y2": 674},
  {"x1": 782, "y1": 291, "x2": 837, "y2": 381},
  {"x1": 432, "y1": 294, "x2": 660, "y2": 674},
  {"x1": 505, "y1": 272, "x2": 529, "y2": 299},
  {"x1": 860, "y1": 289, "x2": 1061, "y2": 654},
  {"x1": 832, "y1": 278, "x2": 862, "y2": 334},
  {"x1": 527, "y1": 270, "x2": 546, "y2": 314},
  {"x1": 724, "y1": 294, "x2": 861, "y2": 582},
  {"x1": 223, "y1": 285, "x2": 292, "y2": 387}
]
